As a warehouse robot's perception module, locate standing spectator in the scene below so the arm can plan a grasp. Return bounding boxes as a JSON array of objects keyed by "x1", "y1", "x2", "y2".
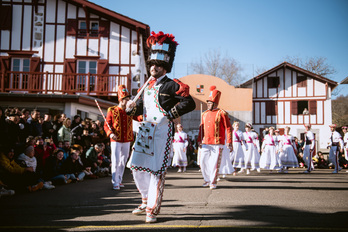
[
  {"x1": 42, "y1": 113, "x2": 54, "y2": 140},
  {"x1": 58, "y1": 118, "x2": 72, "y2": 144},
  {"x1": 71, "y1": 115, "x2": 83, "y2": 145},
  {"x1": 52, "y1": 114, "x2": 64, "y2": 144},
  {"x1": 0, "y1": 107, "x2": 7, "y2": 149},
  {"x1": 4, "y1": 109, "x2": 21, "y2": 149},
  {"x1": 302, "y1": 124, "x2": 315, "y2": 174},
  {"x1": 27, "y1": 109, "x2": 43, "y2": 137},
  {"x1": 197, "y1": 86, "x2": 232, "y2": 189},
  {"x1": 18, "y1": 108, "x2": 30, "y2": 144},
  {"x1": 327, "y1": 124, "x2": 344, "y2": 174},
  {"x1": 0, "y1": 146, "x2": 44, "y2": 192},
  {"x1": 172, "y1": 124, "x2": 189, "y2": 173}
]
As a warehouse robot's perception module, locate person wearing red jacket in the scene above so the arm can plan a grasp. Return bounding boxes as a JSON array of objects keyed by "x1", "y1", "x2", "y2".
[
  {"x1": 104, "y1": 85, "x2": 142, "y2": 190},
  {"x1": 198, "y1": 86, "x2": 232, "y2": 190}
]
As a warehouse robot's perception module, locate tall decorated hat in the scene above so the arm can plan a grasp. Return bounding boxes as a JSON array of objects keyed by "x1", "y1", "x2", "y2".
[
  {"x1": 207, "y1": 86, "x2": 221, "y2": 105},
  {"x1": 146, "y1": 31, "x2": 178, "y2": 73},
  {"x1": 118, "y1": 85, "x2": 131, "y2": 101}
]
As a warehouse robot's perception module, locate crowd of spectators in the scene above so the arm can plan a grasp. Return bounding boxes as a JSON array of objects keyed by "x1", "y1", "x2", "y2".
[{"x1": 0, "y1": 106, "x2": 111, "y2": 197}]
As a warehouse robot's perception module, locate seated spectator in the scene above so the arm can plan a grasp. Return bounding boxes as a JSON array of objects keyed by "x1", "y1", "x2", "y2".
[
  {"x1": 0, "y1": 146, "x2": 44, "y2": 192},
  {"x1": 26, "y1": 136, "x2": 36, "y2": 147},
  {"x1": 17, "y1": 146, "x2": 55, "y2": 189},
  {"x1": 339, "y1": 153, "x2": 348, "y2": 169},
  {"x1": 0, "y1": 179, "x2": 15, "y2": 197},
  {"x1": 297, "y1": 152, "x2": 305, "y2": 168},
  {"x1": 58, "y1": 118, "x2": 72, "y2": 144},
  {"x1": 317, "y1": 152, "x2": 328, "y2": 169},
  {"x1": 57, "y1": 141, "x2": 64, "y2": 149},
  {"x1": 81, "y1": 129, "x2": 93, "y2": 151},
  {"x1": 60, "y1": 140, "x2": 71, "y2": 161},
  {"x1": 43, "y1": 149, "x2": 76, "y2": 185},
  {"x1": 62, "y1": 151, "x2": 86, "y2": 182},
  {"x1": 85, "y1": 143, "x2": 110, "y2": 177}
]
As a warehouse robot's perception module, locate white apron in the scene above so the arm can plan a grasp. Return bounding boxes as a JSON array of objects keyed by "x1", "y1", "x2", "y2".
[{"x1": 127, "y1": 84, "x2": 173, "y2": 176}]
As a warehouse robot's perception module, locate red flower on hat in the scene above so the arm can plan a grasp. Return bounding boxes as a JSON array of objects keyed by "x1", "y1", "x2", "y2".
[{"x1": 147, "y1": 31, "x2": 179, "y2": 47}]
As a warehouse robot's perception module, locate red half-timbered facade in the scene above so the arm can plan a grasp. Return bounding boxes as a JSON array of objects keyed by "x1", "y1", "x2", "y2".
[
  {"x1": 240, "y1": 62, "x2": 338, "y2": 150},
  {"x1": 0, "y1": 0, "x2": 150, "y2": 119}
]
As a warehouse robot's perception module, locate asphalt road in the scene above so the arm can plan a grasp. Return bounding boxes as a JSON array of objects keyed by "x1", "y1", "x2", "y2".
[{"x1": 1, "y1": 168, "x2": 348, "y2": 232}]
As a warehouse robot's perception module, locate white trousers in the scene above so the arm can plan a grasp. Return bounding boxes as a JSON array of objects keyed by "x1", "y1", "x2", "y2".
[
  {"x1": 200, "y1": 144, "x2": 223, "y2": 184},
  {"x1": 303, "y1": 145, "x2": 314, "y2": 171},
  {"x1": 111, "y1": 141, "x2": 130, "y2": 186},
  {"x1": 133, "y1": 170, "x2": 165, "y2": 215}
]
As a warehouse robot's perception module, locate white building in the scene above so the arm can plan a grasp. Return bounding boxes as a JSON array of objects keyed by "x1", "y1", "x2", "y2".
[
  {"x1": 0, "y1": 0, "x2": 150, "y2": 119},
  {"x1": 240, "y1": 62, "x2": 338, "y2": 151}
]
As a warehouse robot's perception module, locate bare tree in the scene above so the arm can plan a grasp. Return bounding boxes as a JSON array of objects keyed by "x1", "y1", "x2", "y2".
[
  {"x1": 282, "y1": 55, "x2": 336, "y2": 77},
  {"x1": 332, "y1": 95, "x2": 348, "y2": 127},
  {"x1": 190, "y1": 50, "x2": 244, "y2": 86}
]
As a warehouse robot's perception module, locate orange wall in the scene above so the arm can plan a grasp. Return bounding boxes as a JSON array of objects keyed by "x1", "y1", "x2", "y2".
[{"x1": 180, "y1": 74, "x2": 252, "y2": 112}]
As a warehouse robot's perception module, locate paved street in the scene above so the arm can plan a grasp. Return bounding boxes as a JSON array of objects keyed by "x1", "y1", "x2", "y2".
[{"x1": 0, "y1": 168, "x2": 347, "y2": 232}]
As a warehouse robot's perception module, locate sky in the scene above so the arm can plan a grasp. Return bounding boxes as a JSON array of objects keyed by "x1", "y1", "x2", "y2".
[{"x1": 89, "y1": 0, "x2": 348, "y2": 97}]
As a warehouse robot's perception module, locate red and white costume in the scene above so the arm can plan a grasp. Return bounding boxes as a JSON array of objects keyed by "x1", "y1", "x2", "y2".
[
  {"x1": 260, "y1": 134, "x2": 281, "y2": 170},
  {"x1": 105, "y1": 85, "x2": 141, "y2": 188},
  {"x1": 243, "y1": 131, "x2": 260, "y2": 170},
  {"x1": 278, "y1": 134, "x2": 299, "y2": 168},
  {"x1": 198, "y1": 86, "x2": 232, "y2": 188},
  {"x1": 172, "y1": 131, "x2": 189, "y2": 167}
]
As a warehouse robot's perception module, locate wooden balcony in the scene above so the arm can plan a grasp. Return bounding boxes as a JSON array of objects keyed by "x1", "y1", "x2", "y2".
[{"x1": 0, "y1": 71, "x2": 131, "y2": 98}]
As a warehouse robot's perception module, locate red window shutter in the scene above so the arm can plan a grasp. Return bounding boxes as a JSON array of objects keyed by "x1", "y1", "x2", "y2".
[
  {"x1": 64, "y1": 59, "x2": 76, "y2": 73},
  {"x1": 67, "y1": 19, "x2": 77, "y2": 36},
  {"x1": 30, "y1": 57, "x2": 40, "y2": 72},
  {"x1": 0, "y1": 56, "x2": 10, "y2": 73},
  {"x1": 309, "y1": 100, "x2": 317, "y2": 115},
  {"x1": 291, "y1": 101, "x2": 298, "y2": 115},
  {"x1": 0, "y1": 6, "x2": 12, "y2": 30},
  {"x1": 99, "y1": 20, "x2": 109, "y2": 37},
  {"x1": 274, "y1": 101, "x2": 278, "y2": 115},
  {"x1": 97, "y1": 59, "x2": 109, "y2": 74}
]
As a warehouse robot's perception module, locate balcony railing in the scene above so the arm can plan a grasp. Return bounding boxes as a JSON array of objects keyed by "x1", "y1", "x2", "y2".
[{"x1": 0, "y1": 71, "x2": 131, "y2": 96}]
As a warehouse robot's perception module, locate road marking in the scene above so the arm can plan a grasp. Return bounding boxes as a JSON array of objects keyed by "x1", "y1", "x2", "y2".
[{"x1": 0, "y1": 225, "x2": 346, "y2": 231}]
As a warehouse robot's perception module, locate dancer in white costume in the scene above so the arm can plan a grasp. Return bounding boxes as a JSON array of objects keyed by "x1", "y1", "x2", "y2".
[
  {"x1": 278, "y1": 126, "x2": 299, "y2": 173},
  {"x1": 343, "y1": 126, "x2": 348, "y2": 166},
  {"x1": 219, "y1": 135, "x2": 235, "y2": 177},
  {"x1": 232, "y1": 122, "x2": 247, "y2": 172},
  {"x1": 260, "y1": 127, "x2": 281, "y2": 171},
  {"x1": 303, "y1": 124, "x2": 315, "y2": 173},
  {"x1": 327, "y1": 124, "x2": 344, "y2": 174},
  {"x1": 242, "y1": 123, "x2": 261, "y2": 174},
  {"x1": 172, "y1": 124, "x2": 189, "y2": 172},
  {"x1": 126, "y1": 31, "x2": 195, "y2": 223}
]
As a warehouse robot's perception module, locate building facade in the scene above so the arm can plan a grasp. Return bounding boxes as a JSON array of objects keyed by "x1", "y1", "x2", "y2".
[
  {"x1": 240, "y1": 62, "x2": 338, "y2": 150},
  {"x1": 179, "y1": 74, "x2": 253, "y2": 138},
  {"x1": 0, "y1": 0, "x2": 150, "y2": 118}
]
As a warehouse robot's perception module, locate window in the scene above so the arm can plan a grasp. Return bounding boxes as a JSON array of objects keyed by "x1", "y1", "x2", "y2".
[
  {"x1": 267, "y1": 77, "x2": 279, "y2": 88},
  {"x1": 11, "y1": 58, "x2": 30, "y2": 89},
  {"x1": 0, "y1": 5, "x2": 12, "y2": 30},
  {"x1": 77, "y1": 60, "x2": 97, "y2": 91},
  {"x1": 78, "y1": 20, "x2": 99, "y2": 37},
  {"x1": 297, "y1": 76, "x2": 307, "y2": 87},
  {"x1": 77, "y1": 110, "x2": 88, "y2": 120},
  {"x1": 266, "y1": 101, "x2": 277, "y2": 116},
  {"x1": 298, "y1": 101, "x2": 308, "y2": 115}
]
